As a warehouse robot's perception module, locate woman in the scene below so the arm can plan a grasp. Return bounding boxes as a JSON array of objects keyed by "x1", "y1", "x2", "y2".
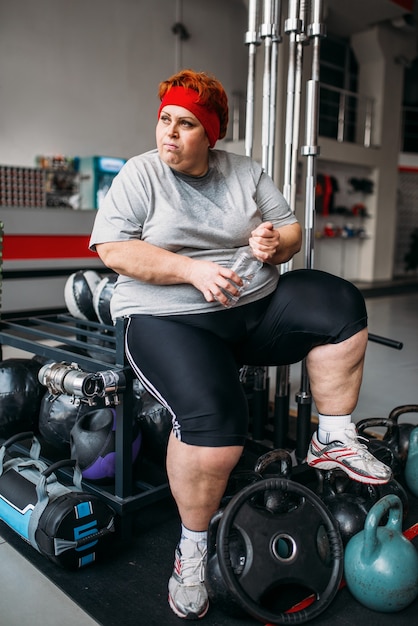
[{"x1": 90, "y1": 69, "x2": 391, "y2": 621}]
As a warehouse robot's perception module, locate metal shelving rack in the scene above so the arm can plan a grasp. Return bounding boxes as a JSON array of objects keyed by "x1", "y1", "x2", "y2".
[{"x1": 0, "y1": 313, "x2": 170, "y2": 535}]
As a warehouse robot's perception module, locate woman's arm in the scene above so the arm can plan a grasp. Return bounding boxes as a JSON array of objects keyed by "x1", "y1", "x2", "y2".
[
  {"x1": 96, "y1": 240, "x2": 244, "y2": 306},
  {"x1": 249, "y1": 221, "x2": 302, "y2": 265},
  {"x1": 96, "y1": 239, "x2": 194, "y2": 285}
]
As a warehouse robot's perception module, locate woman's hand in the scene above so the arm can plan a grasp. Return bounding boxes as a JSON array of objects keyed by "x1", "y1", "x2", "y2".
[
  {"x1": 186, "y1": 260, "x2": 243, "y2": 306},
  {"x1": 249, "y1": 221, "x2": 302, "y2": 265}
]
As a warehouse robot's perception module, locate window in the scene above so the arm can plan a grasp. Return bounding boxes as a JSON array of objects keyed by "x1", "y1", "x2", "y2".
[{"x1": 319, "y1": 36, "x2": 359, "y2": 143}]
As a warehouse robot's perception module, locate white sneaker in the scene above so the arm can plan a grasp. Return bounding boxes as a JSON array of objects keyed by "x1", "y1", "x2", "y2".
[
  {"x1": 306, "y1": 423, "x2": 392, "y2": 484},
  {"x1": 168, "y1": 538, "x2": 209, "y2": 620}
]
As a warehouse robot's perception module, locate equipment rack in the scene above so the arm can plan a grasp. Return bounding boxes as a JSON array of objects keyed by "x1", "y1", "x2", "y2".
[{"x1": 0, "y1": 313, "x2": 171, "y2": 536}]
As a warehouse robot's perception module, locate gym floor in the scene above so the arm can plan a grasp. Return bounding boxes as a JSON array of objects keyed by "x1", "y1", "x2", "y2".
[{"x1": 0, "y1": 287, "x2": 417, "y2": 626}]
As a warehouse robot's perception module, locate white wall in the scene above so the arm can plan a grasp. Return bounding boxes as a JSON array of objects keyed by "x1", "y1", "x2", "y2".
[
  {"x1": 0, "y1": 0, "x2": 248, "y2": 166},
  {"x1": 1, "y1": 0, "x2": 417, "y2": 284}
]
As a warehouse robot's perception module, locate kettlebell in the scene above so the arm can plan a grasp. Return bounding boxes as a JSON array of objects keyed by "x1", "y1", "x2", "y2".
[
  {"x1": 222, "y1": 469, "x2": 262, "y2": 506},
  {"x1": 341, "y1": 470, "x2": 409, "y2": 522},
  {"x1": 205, "y1": 509, "x2": 246, "y2": 618},
  {"x1": 254, "y1": 448, "x2": 293, "y2": 477},
  {"x1": 356, "y1": 417, "x2": 402, "y2": 477},
  {"x1": 317, "y1": 470, "x2": 372, "y2": 546},
  {"x1": 344, "y1": 494, "x2": 418, "y2": 613},
  {"x1": 405, "y1": 426, "x2": 418, "y2": 497},
  {"x1": 373, "y1": 477, "x2": 409, "y2": 521},
  {"x1": 254, "y1": 448, "x2": 294, "y2": 512},
  {"x1": 387, "y1": 405, "x2": 418, "y2": 464}
]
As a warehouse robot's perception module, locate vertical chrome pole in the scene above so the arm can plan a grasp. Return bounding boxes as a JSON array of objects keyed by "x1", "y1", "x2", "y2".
[
  {"x1": 267, "y1": 0, "x2": 282, "y2": 178},
  {"x1": 246, "y1": 1, "x2": 283, "y2": 440},
  {"x1": 265, "y1": 0, "x2": 283, "y2": 440},
  {"x1": 282, "y1": 0, "x2": 302, "y2": 208},
  {"x1": 290, "y1": 0, "x2": 310, "y2": 212},
  {"x1": 273, "y1": 0, "x2": 301, "y2": 448},
  {"x1": 245, "y1": 0, "x2": 261, "y2": 158},
  {"x1": 295, "y1": 0, "x2": 326, "y2": 460},
  {"x1": 260, "y1": 0, "x2": 276, "y2": 175}
]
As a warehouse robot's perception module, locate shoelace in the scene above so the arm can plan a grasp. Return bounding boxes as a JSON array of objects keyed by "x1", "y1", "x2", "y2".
[
  {"x1": 343, "y1": 429, "x2": 380, "y2": 461},
  {"x1": 179, "y1": 549, "x2": 207, "y2": 585}
]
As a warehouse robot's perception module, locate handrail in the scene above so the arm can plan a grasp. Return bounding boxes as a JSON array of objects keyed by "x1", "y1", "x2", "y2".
[{"x1": 319, "y1": 83, "x2": 376, "y2": 148}]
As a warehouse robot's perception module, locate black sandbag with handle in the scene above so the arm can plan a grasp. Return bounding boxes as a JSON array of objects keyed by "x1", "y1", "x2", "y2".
[{"x1": 0, "y1": 432, "x2": 115, "y2": 569}]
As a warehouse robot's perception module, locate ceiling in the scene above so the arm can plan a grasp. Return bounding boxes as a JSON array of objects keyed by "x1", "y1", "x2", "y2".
[
  {"x1": 239, "y1": 0, "x2": 416, "y2": 39},
  {"x1": 324, "y1": 0, "x2": 415, "y2": 38}
]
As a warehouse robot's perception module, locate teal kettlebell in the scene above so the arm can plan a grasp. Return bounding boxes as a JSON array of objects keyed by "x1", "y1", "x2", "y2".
[
  {"x1": 405, "y1": 426, "x2": 418, "y2": 497},
  {"x1": 344, "y1": 494, "x2": 418, "y2": 613}
]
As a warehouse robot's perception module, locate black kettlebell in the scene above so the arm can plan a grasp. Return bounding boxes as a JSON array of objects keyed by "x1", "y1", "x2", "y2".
[
  {"x1": 373, "y1": 477, "x2": 409, "y2": 521},
  {"x1": 254, "y1": 448, "x2": 293, "y2": 513},
  {"x1": 356, "y1": 417, "x2": 402, "y2": 477},
  {"x1": 254, "y1": 448, "x2": 293, "y2": 477},
  {"x1": 387, "y1": 405, "x2": 418, "y2": 465},
  {"x1": 316, "y1": 469, "x2": 373, "y2": 546},
  {"x1": 221, "y1": 469, "x2": 262, "y2": 506},
  {"x1": 205, "y1": 509, "x2": 247, "y2": 618},
  {"x1": 343, "y1": 472, "x2": 409, "y2": 522}
]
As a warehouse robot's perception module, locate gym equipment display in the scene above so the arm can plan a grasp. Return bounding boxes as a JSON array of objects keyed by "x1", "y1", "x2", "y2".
[
  {"x1": 0, "y1": 432, "x2": 115, "y2": 569},
  {"x1": 79, "y1": 156, "x2": 125, "y2": 210}
]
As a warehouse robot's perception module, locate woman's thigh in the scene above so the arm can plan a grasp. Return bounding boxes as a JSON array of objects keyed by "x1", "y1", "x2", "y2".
[
  {"x1": 125, "y1": 315, "x2": 249, "y2": 447},
  {"x1": 238, "y1": 269, "x2": 367, "y2": 366}
]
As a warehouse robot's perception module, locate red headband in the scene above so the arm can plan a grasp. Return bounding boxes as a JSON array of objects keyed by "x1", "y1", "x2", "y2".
[{"x1": 158, "y1": 86, "x2": 221, "y2": 148}]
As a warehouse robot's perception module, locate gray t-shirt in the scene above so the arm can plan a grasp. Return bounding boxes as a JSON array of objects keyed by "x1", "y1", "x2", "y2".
[{"x1": 90, "y1": 149, "x2": 297, "y2": 318}]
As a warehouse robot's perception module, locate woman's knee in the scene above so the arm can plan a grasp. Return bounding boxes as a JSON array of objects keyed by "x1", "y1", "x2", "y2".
[{"x1": 280, "y1": 269, "x2": 367, "y2": 333}]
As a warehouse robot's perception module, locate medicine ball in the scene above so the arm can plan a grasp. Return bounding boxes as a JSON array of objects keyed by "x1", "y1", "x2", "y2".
[
  {"x1": 64, "y1": 270, "x2": 102, "y2": 321},
  {"x1": 93, "y1": 274, "x2": 117, "y2": 326},
  {"x1": 70, "y1": 407, "x2": 142, "y2": 483},
  {"x1": 137, "y1": 392, "x2": 172, "y2": 465},
  {"x1": 38, "y1": 390, "x2": 95, "y2": 452},
  {"x1": 0, "y1": 358, "x2": 45, "y2": 438}
]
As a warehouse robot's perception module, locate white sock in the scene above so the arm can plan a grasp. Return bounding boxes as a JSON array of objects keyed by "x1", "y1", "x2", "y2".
[
  {"x1": 181, "y1": 524, "x2": 207, "y2": 545},
  {"x1": 317, "y1": 414, "x2": 352, "y2": 444}
]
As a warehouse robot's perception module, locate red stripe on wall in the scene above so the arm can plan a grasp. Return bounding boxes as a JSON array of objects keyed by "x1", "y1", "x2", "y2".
[
  {"x1": 398, "y1": 165, "x2": 418, "y2": 173},
  {"x1": 2, "y1": 234, "x2": 97, "y2": 260},
  {"x1": 391, "y1": 0, "x2": 414, "y2": 11}
]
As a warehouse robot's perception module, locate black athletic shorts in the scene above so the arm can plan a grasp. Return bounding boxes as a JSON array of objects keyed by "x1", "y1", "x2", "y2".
[{"x1": 125, "y1": 269, "x2": 367, "y2": 448}]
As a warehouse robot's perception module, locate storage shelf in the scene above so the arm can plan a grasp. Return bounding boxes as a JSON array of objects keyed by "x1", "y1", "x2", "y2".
[{"x1": 0, "y1": 313, "x2": 170, "y2": 536}]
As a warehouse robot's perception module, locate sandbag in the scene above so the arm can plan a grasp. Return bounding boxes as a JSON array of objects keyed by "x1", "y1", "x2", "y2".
[{"x1": 0, "y1": 432, "x2": 115, "y2": 569}]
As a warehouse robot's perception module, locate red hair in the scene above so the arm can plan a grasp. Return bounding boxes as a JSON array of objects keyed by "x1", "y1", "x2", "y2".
[{"x1": 158, "y1": 69, "x2": 229, "y2": 143}]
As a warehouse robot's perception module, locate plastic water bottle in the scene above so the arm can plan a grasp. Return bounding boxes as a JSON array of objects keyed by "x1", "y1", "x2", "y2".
[{"x1": 224, "y1": 246, "x2": 263, "y2": 306}]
